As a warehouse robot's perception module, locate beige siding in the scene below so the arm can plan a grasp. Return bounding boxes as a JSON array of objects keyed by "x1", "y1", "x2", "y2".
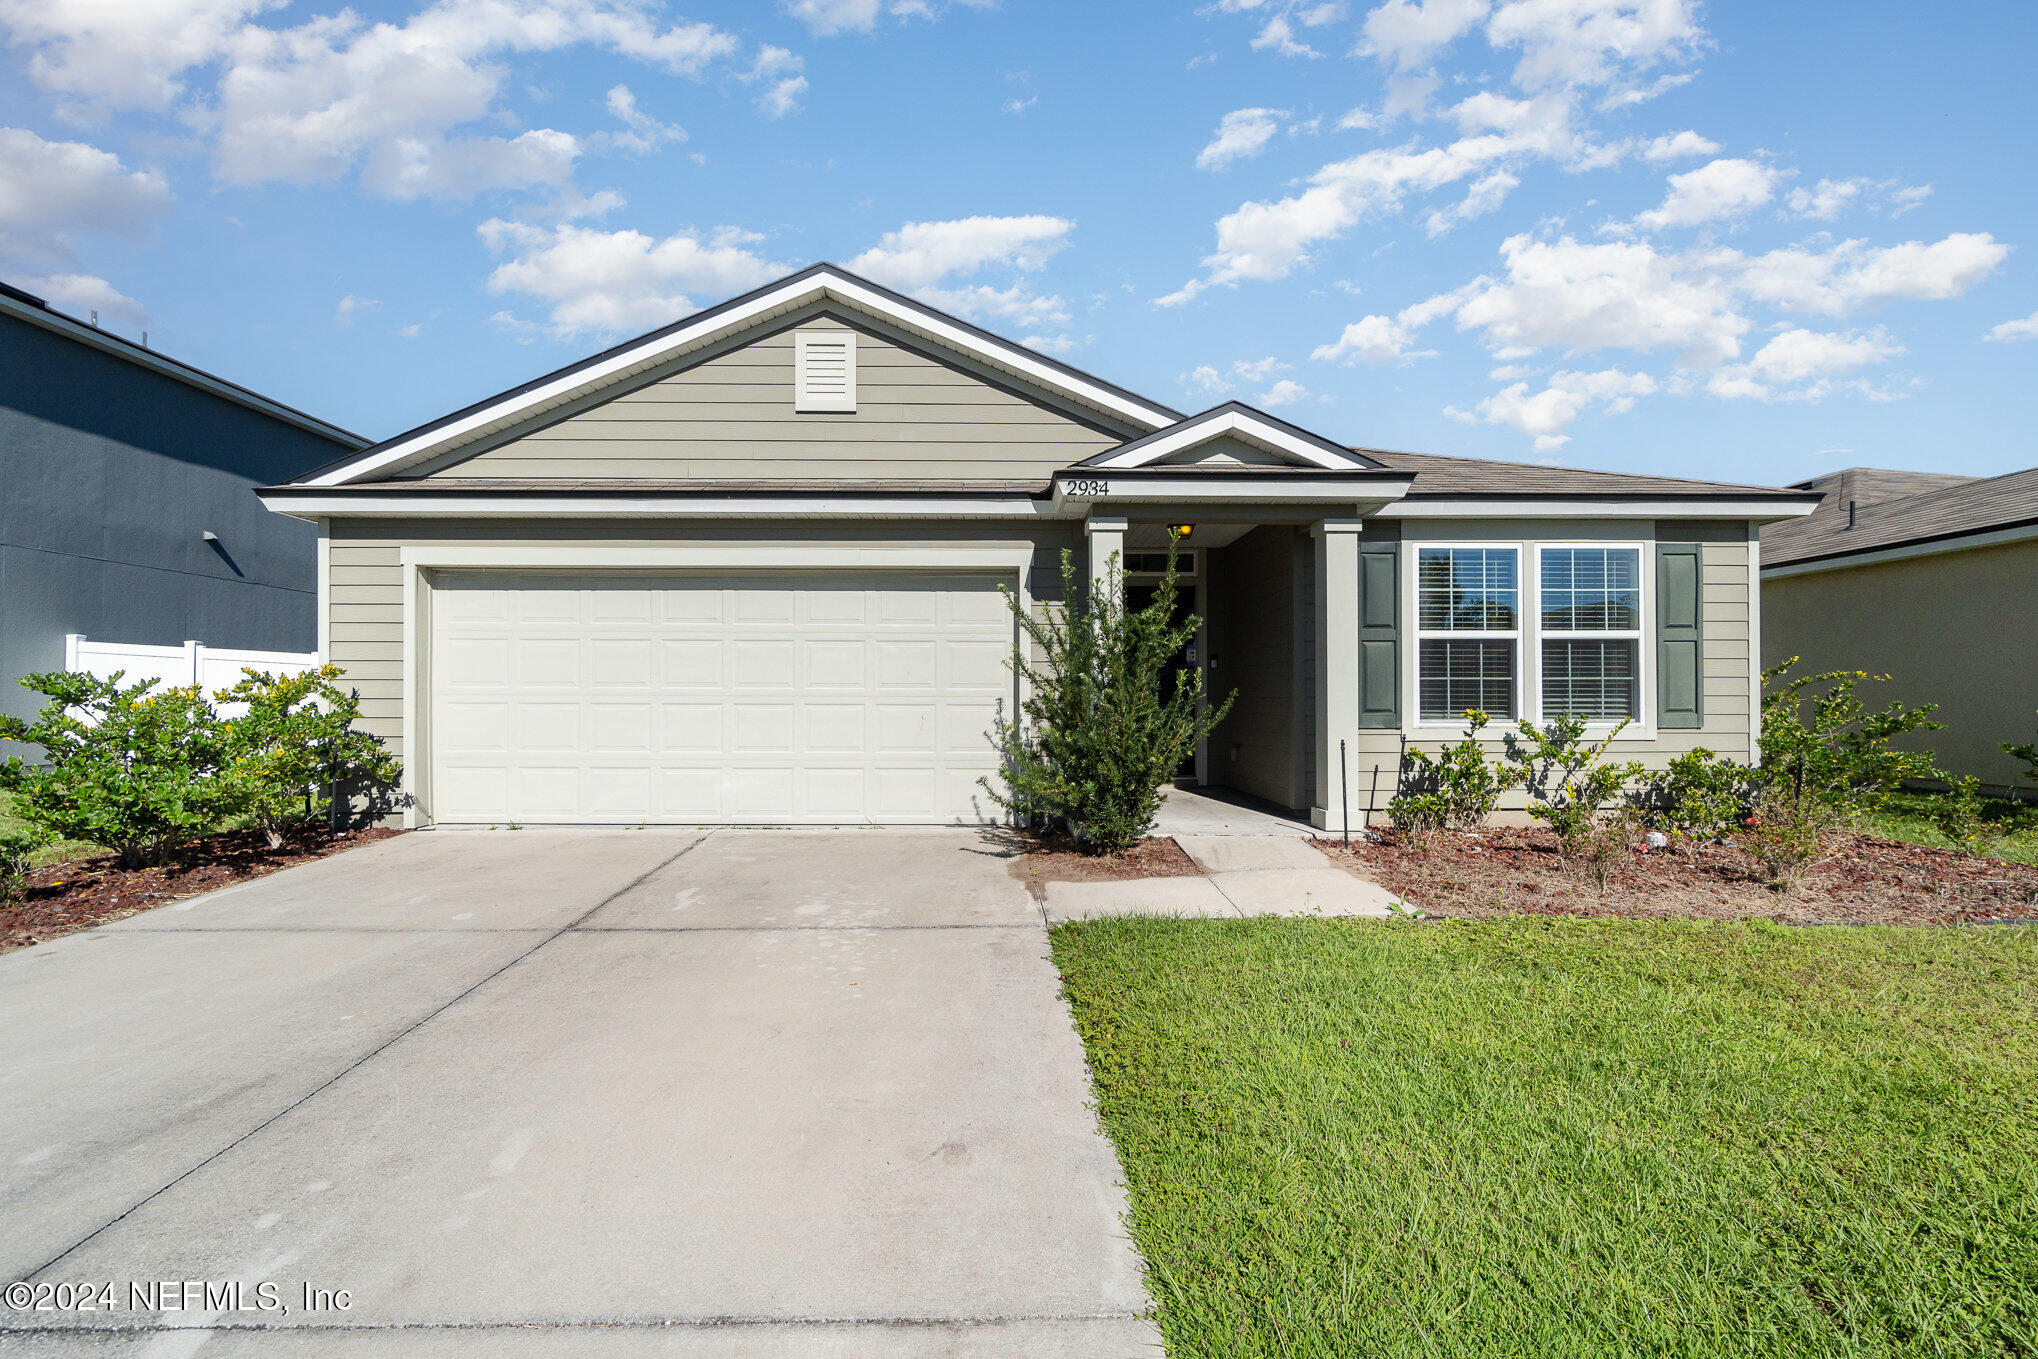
[
  {"x1": 325, "y1": 518, "x2": 1078, "y2": 821},
  {"x1": 1156, "y1": 435, "x2": 1291, "y2": 467},
  {"x1": 422, "y1": 314, "x2": 1120, "y2": 482},
  {"x1": 1763, "y1": 538, "x2": 2038, "y2": 792}
]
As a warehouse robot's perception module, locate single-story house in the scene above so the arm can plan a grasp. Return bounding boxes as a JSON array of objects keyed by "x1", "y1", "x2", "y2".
[
  {"x1": 257, "y1": 264, "x2": 1819, "y2": 829},
  {"x1": 1762, "y1": 464, "x2": 2038, "y2": 795},
  {"x1": 0, "y1": 281, "x2": 367, "y2": 730}
]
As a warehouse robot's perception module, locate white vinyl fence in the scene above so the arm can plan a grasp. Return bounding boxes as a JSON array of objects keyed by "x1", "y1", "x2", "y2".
[{"x1": 63, "y1": 634, "x2": 318, "y2": 714}]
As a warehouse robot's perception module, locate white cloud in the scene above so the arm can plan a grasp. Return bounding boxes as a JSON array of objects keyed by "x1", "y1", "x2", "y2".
[
  {"x1": 1704, "y1": 325, "x2": 1903, "y2": 400},
  {"x1": 848, "y1": 214, "x2": 1077, "y2": 338},
  {"x1": 1631, "y1": 157, "x2": 1779, "y2": 231},
  {"x1": 1485, "y1": 0, "x2": 1705, "y2": 95},
  {"x1": 1448, "y1": 366, "x2": 1656, "y2": 448},
  {"x1": 1184, "y1": 364, "x2": 1233, "y2": 395},
  {"x1": 0, "y1": 127, "x2": 172, "y2": 265},
  {"x1": 602, "y1": 84, "x2": 686, "y2": 153},
  {"x1": 1312, "y1": 312, "x2": 1436, "y2": 364},
  {"x1": 0, "y1": 0, "x2": 274, "y2": 115},
  {"x1": 1357, "y1": 0, "x2": 1491, "y2": 70},
  {"x1": 1423, "y1": 168, "x2": 1519, "y2": 236},
  {"x1": 1985, "y1": 310, "x2": 2038, "y2": 343},
  {"x1": 783, "y1": 0, "x2": 987, "y2": 35},
  {"x1": 12, "y1": 271, "x2": 148, "y2": 326},
  {"x1": 1251, "y1": 15, "x2": 1323, "y2": 58},
  {"x1": 335, "y1": 293, "x2": 379, "y2": 324},
  {"x1": 479, "y1": 218, "x2": 787, "y2": 337},
  {"x1": 1258, "y1": 378, "x2": 1310, "y2": 406},
  {"x1": 1737, "y1": 232, "x2": 2011, "y2": 315},
  {"x1": 746, "y1": 45, "x2": 807, "y2": 119},
  {"x1": 1784, "y1": 176, "x2": 1934, "y2": 221},
  {"x1": 1642, "y1": 129, "x2": 1717, "y2": 162},
  {"x1": 1003, "y1": 95, "x2": 1037, "y2": 115},
  {"x1": 1232, "y1": 355, "x2": 1290, "y2": 382},
  {"x1": 1197, "y1": 108, "x2": 1287, "y2": 171},
  {"x1": 1337, "y1": 106, "x2": 1378, "y2": 130}
]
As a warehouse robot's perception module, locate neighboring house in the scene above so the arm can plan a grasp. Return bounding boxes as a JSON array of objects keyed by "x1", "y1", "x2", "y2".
[
  {"x1": 257, "y1": 264, "x2": 1818, "y2": 829},
  {"x1": 1762, "y1": 465, "x2": 2038, "y2": 794},
  {"x1": 0, "y1": 282, "x2": 368, "y2": 730}
]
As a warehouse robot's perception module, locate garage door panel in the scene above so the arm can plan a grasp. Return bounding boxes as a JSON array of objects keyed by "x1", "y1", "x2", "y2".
[{"x1": 430, "y1": 572, "x2": 1014, "y2": 824}]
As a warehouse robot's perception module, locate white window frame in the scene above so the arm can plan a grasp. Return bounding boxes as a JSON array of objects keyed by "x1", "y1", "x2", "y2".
[
  {"x1": 1401, "y1": 537, "x2": 1657, "y2": 740},
  {"x1": 1531, "y1": 541, "x2": 1654, "y2": 738},
  {"x1": 1409, "y1": 542, "x2": 1523, "y2": 730}
]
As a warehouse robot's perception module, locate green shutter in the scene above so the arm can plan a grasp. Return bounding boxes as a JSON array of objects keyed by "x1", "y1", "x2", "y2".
[
  {"x1": 1657, "y1": 541, "x2": 1703, "y2": 729},
  {"x1": 1358, "y1": 538, "x2": 1400, "y2": 728}
]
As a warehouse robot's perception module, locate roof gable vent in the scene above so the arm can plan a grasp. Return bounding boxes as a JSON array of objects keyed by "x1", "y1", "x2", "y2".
[{"x1": 794, "y1": 330, "x2": 857, "y2": 413}]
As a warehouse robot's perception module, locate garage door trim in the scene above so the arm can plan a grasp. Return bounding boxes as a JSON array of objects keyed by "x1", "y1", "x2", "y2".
[{"x1": 396, "y1": 544, "x2": 1035, "y2": 827}]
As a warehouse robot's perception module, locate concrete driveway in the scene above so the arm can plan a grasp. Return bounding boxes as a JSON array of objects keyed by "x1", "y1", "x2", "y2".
[{"x1": 0, "y1": 831, "x2": 1159, "y2": 1357}]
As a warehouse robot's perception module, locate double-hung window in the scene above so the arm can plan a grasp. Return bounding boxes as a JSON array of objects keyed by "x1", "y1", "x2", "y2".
[
  {"x1": 1416, "y1": 546, "x2": 1519, "y2": 721},
  {"x1": 1538, "y1": 545, "x2": 1643, "y2": 722}
]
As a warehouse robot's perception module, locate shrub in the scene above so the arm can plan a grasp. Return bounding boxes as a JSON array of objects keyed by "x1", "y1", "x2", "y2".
[
  {"x1": 0, "y1": 671, "x2": 234, "y2": 868},
  {"x1": 216, "y1": 666, "x2": 402, "y2": 849},
  {"x1": 2005, "y1": 713, "x2": 2038, "y2": 791},
  {"x1": 1645, "y1": 747, "x2": 1755, "y2": 850},
  {"x1": 1744, "y1": 660, "x2": 1941, "y2": 888},
  {"x1": 1935, "y1": 775, "x2": 1991, "y2": 855},
  {"x1": 1506, "y1": 714, "x2": 1645, "y2": 883},
  {"x1": 1388, "y1": 709, "x2": 1517, "y2": 840},
  {"x1": 982, "y1": 542, "x2": 1234, "y2": 853},
  {"x1": 0, "y1": 827, "x2": 39, "y2": 904}
]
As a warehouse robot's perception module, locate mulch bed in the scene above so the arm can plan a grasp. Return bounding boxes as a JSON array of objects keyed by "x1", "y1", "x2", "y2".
[
  {"x1": 1007, "y1": 833, "x2": 1202, "y2": 901},
  {"x1": 1319, "y1": 827, "x2": 2038, "y2": 926},
  {"x1": 2, "y1": 825, "x2": 403, "y2": 954}
]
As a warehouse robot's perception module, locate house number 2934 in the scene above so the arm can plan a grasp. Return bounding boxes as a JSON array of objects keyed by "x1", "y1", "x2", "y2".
[{"x1": 1064, "y1": 478, "x2": 1109, "y2": 496}]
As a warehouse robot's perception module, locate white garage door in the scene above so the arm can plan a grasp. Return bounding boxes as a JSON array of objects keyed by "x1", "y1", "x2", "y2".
[{"x1": 427, "y1": 572, "x2": 1015, "y2": 824}]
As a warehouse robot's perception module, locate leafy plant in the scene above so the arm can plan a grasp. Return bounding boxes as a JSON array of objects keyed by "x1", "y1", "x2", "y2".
[
  {"x1": 215, "y1": 666, "x2": 402, "y2": 849},
  {"x1": 1645, "y1": 747, "x2": 1755, "y2": 850},
  {"x1": 1935, "y1": 775, "x2": 1991, "y2": 855},
  {"x1": 0, "y1": 827, "x2": 40, "y2": 904},
  {"x1": 0, "y1": 671, "x2": 234, "y2": 868},
  {"x1": 2005, "y1": 713, "x2": 2038, "y2": 791},
  {"x1": 1505, "y1": 714, "x2": 1645, "y2": 884},
  {"x1": 1388, "y1": 709, "x2": 1518, "y2": 841},
  {"x1": 1744, "y1": 660, "x2": 1942, "y2": 888},
  {"x1": 982, "y1": 540, "x2": 1234, "y2": 854}
]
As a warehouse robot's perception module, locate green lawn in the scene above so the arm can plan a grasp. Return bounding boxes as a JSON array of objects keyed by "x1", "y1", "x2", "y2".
[
  {"x1": 0, "y1": 790, "x2": 103, "y2": 867},
  {"x1": 1854, "y1": 789, "x2": 2038, "y2": 867},
  {"x1": 1053, "y1": 916, "x2": 2038, "y2": 1358}
]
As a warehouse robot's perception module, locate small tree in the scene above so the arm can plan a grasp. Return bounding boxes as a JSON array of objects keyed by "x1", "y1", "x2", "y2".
[
  {"x1": 216, "y1": 666, "x2": 402, "y2": 848},
  {"x1": 1389, "y1": 709, "x2": 1518, "y2": 840},
  {"x1": 2004, "y1": 713, "x2": 2038, "y2": 792},
  {"x1": 982, "y1": 542, "x2": 1233, "y2": 853},
  {"x1": 1744, "y1": 660, "x2": 1941, "y2": 888},
  {"x1": 0, "y1": 671, "x2": 233, "y2": 868},
  {"x1": 0, "y1": 828, "x2": 40, "y2": 904},
  {"x1": 1506, "y1": 714, "x2": 1645, "y2": 887}
]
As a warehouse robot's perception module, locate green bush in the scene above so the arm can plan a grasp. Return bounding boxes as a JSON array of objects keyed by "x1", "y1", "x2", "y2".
[
  {"x1": 2005, "y1": 713, "x2": 2038, "y2": 791},
  {"x1": 1745, "y1": 660, "x2": 1941, "y2": 888},
  {"x1": 0, "y1": 827, "x2": 39, "y2": 904},
  {"x1": 1506, "y1": 714, "x2": 1645, "y2": 885},
  {"x1": 1388, "y1": 709, "x2": 1517, "y2": 840},
  {"x1": 1935, "y1": 774, "x2": 1991, "y2": 855},
  {"x1": 982, "y1": 542, "x2": 1234, "y2": 853},
  {"x1": 1645, "y1": 747, "x2": 1755, "y2": 850},
  {"x1": 216, "y1": 665, "x2": 402, "y2": 849},
  {"x1": 0, "y1": 672, "x2": 235, "y2": 868}
]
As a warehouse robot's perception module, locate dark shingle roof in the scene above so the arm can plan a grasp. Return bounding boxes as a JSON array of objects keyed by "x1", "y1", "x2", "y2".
[
  {"x1": 1357, "y1": 447, "x2": 1811, "y2": 499},
  {"x1": 1762, "y1": 465, "x2": 2038, "y2": 567}
]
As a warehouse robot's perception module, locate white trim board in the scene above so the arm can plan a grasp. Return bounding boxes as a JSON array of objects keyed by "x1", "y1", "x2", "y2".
[
  {"x1": 305, "y1": 268, "x2": 1180, "y2": 486},
  {"x1": 264, "y1": 493, "x2": 1060, "y2": 521},
  {"x1": 1086, "y1": 408, "x2": 1374, "y2": 471}
]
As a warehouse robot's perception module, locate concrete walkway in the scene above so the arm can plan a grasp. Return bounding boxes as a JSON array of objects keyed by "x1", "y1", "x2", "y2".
[
  {"x1": 0, "y1": 831, "x2": 1159, "y2": 1357},
  {"x1": 1043, "y1": 833, "x2": 1402, "y2": 924},
  {"x1": 1149, "y1": 785, "x2": 1316, "y2": 838}
]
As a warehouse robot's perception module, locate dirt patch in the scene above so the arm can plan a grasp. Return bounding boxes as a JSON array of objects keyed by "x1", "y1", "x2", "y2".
[
  {"x1": 1007, "y1": 834, "x2": 1202, "y2": 901},
  {"x1": 3, "y1": 826, "x2": 404, "y2": 954},
  {"x1": 1317, "y1": 827, "x2": 2038, "y2": 926}
]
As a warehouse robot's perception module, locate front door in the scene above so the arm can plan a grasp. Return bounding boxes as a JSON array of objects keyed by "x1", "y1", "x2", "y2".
[{"x1": 1124, "y1": 581, "x2": 1199, "y2": 780}]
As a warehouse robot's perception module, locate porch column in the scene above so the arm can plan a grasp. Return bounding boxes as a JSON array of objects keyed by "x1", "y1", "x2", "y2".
[
  {"x1": 1085, "y1": 515, "x2": 1127, "y2": 611},
  {"x1": 1311, "y1": 518, "x2": 1364, "y2": 831}
]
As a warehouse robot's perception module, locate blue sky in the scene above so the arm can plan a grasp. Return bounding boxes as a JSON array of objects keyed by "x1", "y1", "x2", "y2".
[{"x1": 3, "y1": 0, "x2": 2033, "y2": 484}]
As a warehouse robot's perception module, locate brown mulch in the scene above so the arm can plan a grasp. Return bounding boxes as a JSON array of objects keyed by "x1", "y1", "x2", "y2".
[
  {"x1": 1317, "y1": 827, "x2": 2038, "y2": 926},
  {"x1": 2, "y1": 825, "x2": 403, "y2": 954},
  {"x1": 1005, "y1": 833, "x2": 1201, "y2": 901}
]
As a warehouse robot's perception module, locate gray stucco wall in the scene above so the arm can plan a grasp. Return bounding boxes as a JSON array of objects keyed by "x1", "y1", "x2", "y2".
[
  {"x1": 1762, "y1": 538, "x2": 2038, "y2": 793},
  {"x1": 0, "y1": 310, "x2": 354, "y2": 727}
]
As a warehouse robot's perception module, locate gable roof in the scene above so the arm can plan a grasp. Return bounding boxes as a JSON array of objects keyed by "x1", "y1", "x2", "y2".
[
  {"x1": 1080, "y1": 402, "x2": 1386, "y2": 471},
  {"x1": 296, "y1": 263, "x2": 1183, "y2": 486},
  {"x1": 1763, "y1": 463, "x2": 2038, "y2": 567}
]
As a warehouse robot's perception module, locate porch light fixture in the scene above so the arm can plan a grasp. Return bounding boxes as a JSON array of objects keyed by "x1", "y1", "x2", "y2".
[{"x1": 1169, "y1": 524, "x2": 1195, "y2": 539}]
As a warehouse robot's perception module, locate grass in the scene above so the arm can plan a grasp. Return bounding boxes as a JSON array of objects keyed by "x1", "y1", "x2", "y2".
[
  {"x1": 0, "y1": 790, "x2": 104, "y2": 867},
  {"x1": 1853, "y1": 789, "x2": 2038, "y2": 866},
  {"x1": 1052, "y1": 916, "x2": 2038, "y2": 1358}
]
